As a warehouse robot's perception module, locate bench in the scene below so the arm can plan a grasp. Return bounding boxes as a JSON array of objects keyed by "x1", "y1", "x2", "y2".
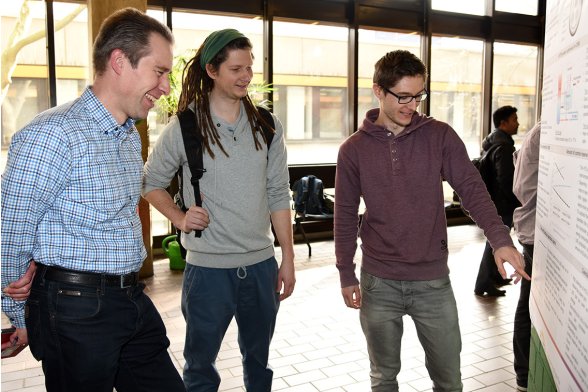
[{"x1": 288, "y1": 164, "x2": 336, "y2": 257}]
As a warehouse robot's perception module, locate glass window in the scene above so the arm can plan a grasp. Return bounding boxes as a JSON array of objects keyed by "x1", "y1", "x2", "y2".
[
  {"x1": 273, "y1": 20, "x2": 348, "y2": 164},
  {"x1": 54, "y1": 2, "x2": 89, "y2": 106},
  {"x1": 146, "y1": 7, "x2": 166, "y2": 24},
  {"x1": 1, "y1": 0, "x2": 49, "y2": 154},
  {"x1": 430, "y1": 36, "x2": 484, "y2": 157},
  {"x1": 431, "y1": 0, "x2": 486, "y2": 16},
  {"x1": 357, "y1": 29, "x2": 421, "y2": 126},
  {"x1": 431, "y1": 36, "x2": 484, "y2": 201},
  {"x1": 495, "y1": 0, "x2": 538, "y2": 15},
  {"x1": 144, "y1": 8, "x2": 171, "y2": 238},
  {"x1": 492, "y1": 42, "x2": 539, "y2": 144}
]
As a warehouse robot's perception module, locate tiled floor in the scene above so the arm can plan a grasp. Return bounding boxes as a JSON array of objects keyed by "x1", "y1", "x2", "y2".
[{"x1": 2, "y1": 224, "x2": 525, "y2": 391}]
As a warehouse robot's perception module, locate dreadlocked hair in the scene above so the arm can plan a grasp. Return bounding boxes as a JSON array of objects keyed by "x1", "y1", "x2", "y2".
[
  {"x1": 177, "y1": 38, "x2": 275, "y2": 159},
  {"x1": 243, "y1": 94, "x2": 275, "y2": 151}
]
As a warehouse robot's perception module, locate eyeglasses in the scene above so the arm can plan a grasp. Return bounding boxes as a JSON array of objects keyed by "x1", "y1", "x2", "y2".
[{"x1": 381, "y1": 86, "x2": 428, "y2": 104}]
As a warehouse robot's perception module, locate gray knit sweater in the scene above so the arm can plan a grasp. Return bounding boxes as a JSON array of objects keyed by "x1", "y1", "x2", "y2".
[{"x1": 143, "y1": 103, "x2": 291, "y2": 268}]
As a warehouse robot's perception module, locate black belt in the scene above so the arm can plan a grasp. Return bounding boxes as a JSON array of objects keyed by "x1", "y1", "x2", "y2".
[{"x1": 39, "y1": 264, "x2": 139, "y2": 289}]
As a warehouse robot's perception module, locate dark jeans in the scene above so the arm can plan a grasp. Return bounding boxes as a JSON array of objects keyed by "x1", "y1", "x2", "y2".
[
  {"x1": 181, "y1": 258, "x2": 280, "y2": 392},
  {"x1": 513, "y1": 243, "x2": 533, "y2": 388},
  {"x1": 26, "y1": 268, "x2": 185, "y2": 392},
  {"x1": 474, "y1": 214, "x2": 513, "y2": 292}
]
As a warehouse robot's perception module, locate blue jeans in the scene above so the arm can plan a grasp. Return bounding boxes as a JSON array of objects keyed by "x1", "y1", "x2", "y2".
[
  {"x1": 26, "y1": 270, "x2": 185, "y2": 392},
  {"x1": 181, "y1": 257, "x2": 280, "y2": 391},
  {"x1": 360, "y1": 270, "x2": 463, "y2": 392}
]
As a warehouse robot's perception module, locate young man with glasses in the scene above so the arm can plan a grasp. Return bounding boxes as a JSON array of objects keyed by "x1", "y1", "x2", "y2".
[{"x1": 334, "y1": 50, "x2": 530, "y2": 391}]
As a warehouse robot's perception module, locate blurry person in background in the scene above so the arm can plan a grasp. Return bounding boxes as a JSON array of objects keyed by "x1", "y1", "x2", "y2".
[{"x1": 474, "y1": 105, "x2": 521, "y2": 297}]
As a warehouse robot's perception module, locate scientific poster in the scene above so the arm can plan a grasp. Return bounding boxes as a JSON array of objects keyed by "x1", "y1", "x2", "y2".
[{"x1": 530, "y1": 0, "x2": 588, "y2": 390}]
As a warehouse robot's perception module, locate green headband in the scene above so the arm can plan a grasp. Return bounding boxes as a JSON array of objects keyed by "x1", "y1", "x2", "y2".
[{"x1": 200, "y1": 29, "x2": 246, "y2": 70}]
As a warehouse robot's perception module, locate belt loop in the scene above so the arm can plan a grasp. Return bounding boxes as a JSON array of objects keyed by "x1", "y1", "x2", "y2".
[
  {"x1": 100, "y1": 274, "x2": 106, "y2": 294},
  {"x1": 120, "y1": 275, "x2": 129, "y2": 289},
  {"x1": 37, "y1": 262, "x2": 48, "y2": 286}
]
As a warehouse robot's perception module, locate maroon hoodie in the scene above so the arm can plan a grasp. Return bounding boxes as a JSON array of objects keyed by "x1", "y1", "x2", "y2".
[{"x1": 335, "y1": 109, "x2": 513, "y2": 288}]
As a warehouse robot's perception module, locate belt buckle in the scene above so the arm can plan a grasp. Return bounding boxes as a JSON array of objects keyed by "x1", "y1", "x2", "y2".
[{"x1": 120, "y1": 274, "x2": 131, "y2": 289}]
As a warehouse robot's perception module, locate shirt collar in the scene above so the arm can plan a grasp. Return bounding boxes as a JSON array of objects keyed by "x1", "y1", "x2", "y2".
[{"x1": 81, "y1": 87, "x2": 136, "y2": 137}]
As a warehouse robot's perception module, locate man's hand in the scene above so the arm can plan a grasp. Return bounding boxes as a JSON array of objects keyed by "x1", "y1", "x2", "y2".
[
  {"x1": 341, "y1": 285, "x2": 361, "y2": 309},
  {"x1": 494, "y1": 246, "x2": 531, "y2": 283},
  {"x1": 179, "y1": 205, "x2": 209, "y2": 233},
  {"x1": 3, "y1": 261, "x2": 37, "y2": 301},
  {"x1": 276, "y1": 258, "x2": 296, "y2": 301},
  {"x1": 1, "y1": 327, "x2": 28, "y2": 350}
]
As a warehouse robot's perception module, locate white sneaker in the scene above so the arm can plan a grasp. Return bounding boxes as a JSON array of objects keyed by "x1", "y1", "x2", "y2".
[{"x1": 516, "y1": 386, "x2": 528, "y2": 391}]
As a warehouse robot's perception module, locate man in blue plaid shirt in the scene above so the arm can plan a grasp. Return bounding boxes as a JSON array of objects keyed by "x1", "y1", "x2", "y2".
[{"x1": 1, "y1": 8, "x2": 185, "y2": 392}]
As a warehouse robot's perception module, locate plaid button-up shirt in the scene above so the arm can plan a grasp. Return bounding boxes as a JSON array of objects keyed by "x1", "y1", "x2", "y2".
[{"x1": 1, "y1": 87, "x2": 147, "y2": 328}]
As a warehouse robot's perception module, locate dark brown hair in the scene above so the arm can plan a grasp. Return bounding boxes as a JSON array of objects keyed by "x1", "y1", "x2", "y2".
[
  {"x1": 373, "y1": 50, "x2": 427, "y2": 89},
  {"x1": 92, "y1": 7, "x2": 173, "y2": 75}
]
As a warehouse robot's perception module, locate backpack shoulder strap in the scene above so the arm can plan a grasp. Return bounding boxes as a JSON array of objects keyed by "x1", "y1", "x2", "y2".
[
  {"x1": 293, "y1": 176, "x2": 310, "y2": 214},
  {"x1": 177, "y1": 109, "x2": 205, "y2": 208},
  {"x1": 300, "y1": 176, "x2": 310, "y2": 199},
  {"x1": 485, "y1": 143, "x2": 503, "y2": 159},
  {"x1": 177, "y1": 109, "x2": 205, "y2": 237},
  {"x1": 483, "y1": 143, "x2": 503, "y2": 170}
]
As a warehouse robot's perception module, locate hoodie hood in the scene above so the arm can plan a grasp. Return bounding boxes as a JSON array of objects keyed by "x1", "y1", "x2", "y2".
[
  {"x1": 482, "y1": 128, "x2": 514, "y2": 151},
  {"x1": 358, "y1": 108, "x2": 435, "y2": 142}
]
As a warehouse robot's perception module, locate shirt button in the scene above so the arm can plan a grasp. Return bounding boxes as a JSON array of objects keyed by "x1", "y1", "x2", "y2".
[{"x1": 216, "y1": 123, "x2": 221, "y2": 127}]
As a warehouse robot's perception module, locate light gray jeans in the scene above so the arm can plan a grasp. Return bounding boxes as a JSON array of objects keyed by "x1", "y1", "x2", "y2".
[{"x1": 360, "y1": 270, "x2": 463, "y2": 392}]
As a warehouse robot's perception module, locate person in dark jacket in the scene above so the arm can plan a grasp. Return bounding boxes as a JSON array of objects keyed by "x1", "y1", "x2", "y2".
[{"x1": 474, "y1": 105, "x2": 522, "y2": 296}]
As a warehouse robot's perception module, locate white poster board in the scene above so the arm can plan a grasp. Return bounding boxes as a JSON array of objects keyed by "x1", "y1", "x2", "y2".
[{"x1": 530, "y1": 0, "x2": 588, "y2": 390}]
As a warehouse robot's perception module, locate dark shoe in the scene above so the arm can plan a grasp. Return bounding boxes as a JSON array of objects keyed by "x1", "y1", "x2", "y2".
[
  {"x1": 474, "y1": 287, "x2": 506, "y2": 297},
  {"x1": 494, "y1": 278, "x2": 513, "y2": 286},
  {"x1": 516, "y1": 378, "x2": 528, "y2": 391}
]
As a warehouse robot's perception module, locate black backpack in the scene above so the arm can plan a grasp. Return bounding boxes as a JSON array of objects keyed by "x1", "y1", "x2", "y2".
[
  {"x1": 453, "y1": 143, "x2": 501, "y2": 209},
  {"x1": 472, "y1": 143, "x2": 501, "y2": 191},
  {"x1": 291, "y1": 175, "x2": 333, "y2": 217},
  {"x1": 174, "y1": 107, "x2": 275, "y2": 241}
]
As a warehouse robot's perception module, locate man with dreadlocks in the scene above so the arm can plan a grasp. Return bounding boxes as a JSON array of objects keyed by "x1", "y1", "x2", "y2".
[{"x1": 142, "y1": 29, "x2": 295, "y2": 391}]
